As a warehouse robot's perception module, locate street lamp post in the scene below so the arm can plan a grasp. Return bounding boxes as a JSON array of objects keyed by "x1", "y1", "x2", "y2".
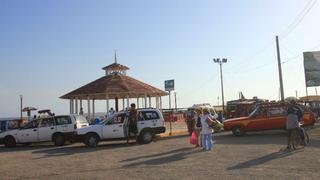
[{"x1": 213, "y1": 58, "x2": 227, "y2": 114}]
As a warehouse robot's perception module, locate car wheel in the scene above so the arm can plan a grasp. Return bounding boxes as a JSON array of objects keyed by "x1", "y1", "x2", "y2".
[
  {"x1": 4, "y1": 136, "x2": 16, "y2": 148},
  {"x1": 232, "y1": 126, "x2": 244, "y2": 136},
  {"x1": 139, "y1": 130, "x2": 154, "y2": 144},
  {"x1": 84, "y1": 133, "x2": 99, "y2": 147},
  {"x1": 53, "y1": 134, "x2": 65, "y2": 146}
]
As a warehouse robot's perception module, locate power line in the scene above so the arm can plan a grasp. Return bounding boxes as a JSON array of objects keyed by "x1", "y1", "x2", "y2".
[
  {"x1": 281, "y1": 43, "x2": 320, "y2": 64},
  {"x1": 280, "y1": 0, "x2": 318, "y2": 39}
]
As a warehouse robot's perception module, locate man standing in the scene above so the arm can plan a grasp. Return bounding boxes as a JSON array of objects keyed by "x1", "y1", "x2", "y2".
[{"x1": 127, "y1": 103, "x2": 138, "y2": 144}]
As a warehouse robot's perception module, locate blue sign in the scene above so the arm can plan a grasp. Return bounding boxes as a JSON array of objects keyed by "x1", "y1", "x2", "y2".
[{"x1": 165, "y1": 80, "x2": 174, "y2": 91}]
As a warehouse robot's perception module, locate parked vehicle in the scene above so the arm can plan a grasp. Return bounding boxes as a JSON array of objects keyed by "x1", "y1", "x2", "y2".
[
  {"x1": 0, "y1": 118, "x2": 28, "y2": 133},
  {"x1": 0, "y1": 114, "x2": 89, "y2": 147},
  {"x1": 223, "y1": 102, "x2": 316, "y2": 136},
  {"x1": 74, "y1": 108, "x2": 166, "y2": 147}
]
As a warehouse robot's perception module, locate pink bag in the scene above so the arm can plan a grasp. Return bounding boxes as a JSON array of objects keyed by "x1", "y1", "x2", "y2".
[{"x1": 190, "y1": 131, "x2": 198, "y2": 145}]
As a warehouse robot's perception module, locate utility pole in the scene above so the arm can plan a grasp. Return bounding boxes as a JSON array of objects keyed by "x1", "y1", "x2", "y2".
[
  {"x1": 213, "y1": 58, "x2": 227, "y2": 113},
  {"x1": 276, "y1": 36, "x2": 285, "y2": 101}
]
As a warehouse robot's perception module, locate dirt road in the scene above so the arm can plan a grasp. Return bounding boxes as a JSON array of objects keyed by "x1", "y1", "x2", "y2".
[{"x1": 1, "y1": 127, "x2": 319, "y2": 180}]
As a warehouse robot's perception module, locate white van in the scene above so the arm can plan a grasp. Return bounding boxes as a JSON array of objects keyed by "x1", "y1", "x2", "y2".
[
  {"x1": 74, "y1": 108, "x2": 166, "y2": 147},
  {"x1": 0, "y1": 114, "x2": 89, "y2": 147}
]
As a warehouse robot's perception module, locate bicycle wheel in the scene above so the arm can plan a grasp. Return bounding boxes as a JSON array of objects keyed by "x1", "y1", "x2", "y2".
[
  {"x1": 304, "y1": 130, "x2": 310, "y2": 145},
  {"x1": 291, "y1": 130, "x2": 300, "y2": 150}
]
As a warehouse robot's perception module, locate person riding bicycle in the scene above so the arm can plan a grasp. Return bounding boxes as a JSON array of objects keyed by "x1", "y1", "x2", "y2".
[
  {"x1": 288, "y1": 100, "x2": 305, "y2": 143},
  {"x1": 286, "y1": 106, "x2": 300, "y2": 150}
]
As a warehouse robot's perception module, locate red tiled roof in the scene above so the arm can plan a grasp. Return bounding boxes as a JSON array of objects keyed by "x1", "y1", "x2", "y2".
[{"x1": 60, "y1": 73, "x2": 168, "y2": 99}]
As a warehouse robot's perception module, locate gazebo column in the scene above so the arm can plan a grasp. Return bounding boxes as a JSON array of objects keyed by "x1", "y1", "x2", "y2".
[
  {"x1": 122, "y1": 98, "x2": 125, "y2": 111},
  {"x1": 149, "y1": 96, "x2": 151, "y2": 108},
  {"x1": 92, "y1": 99, "x2": 95, "y2": 120},
  {"x1": 87, "y1": 96, "x2": 91, "y2": 121},
  {"x1": 137, "y1": 97, "x2": 139, "y2": 109},
  {"x1": 69, "y1": 99, "x2": 72, "y2": 114},
  {"x1": 106, "y1": 94, "x2": 109, "y2": 116},
  {"x1": 144, "y1": 94, "x2": 147, "y2": 108},
  {"x1": 75, "y1": 97, "x2": 78, "y2": 114},
  {"x1": 80, "y1": 99, "x2": 83, "y2": 111},
  {"x1": 71, "y1": 98, "x2": 74, "y2": 114},
  {"x1": 115, "y1": 97, "x2": 119, "y2": 112},
  {"x1": 160, "y1": 96, "x2": 162, "y2": 110},
  {"x1": 127, "y1": 95, "x2": 130, "y2": 109},
  {"x1": 156, "y1": 96, "x2": 159, "y2": 109}
]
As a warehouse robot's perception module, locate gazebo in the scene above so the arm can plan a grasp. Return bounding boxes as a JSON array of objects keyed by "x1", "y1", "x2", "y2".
[{"x1": 60, "y1": 55, "x2": 168, "y2": 120}]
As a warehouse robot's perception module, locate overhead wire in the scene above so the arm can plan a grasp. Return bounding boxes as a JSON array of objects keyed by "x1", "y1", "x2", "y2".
[{"x1": 279, "y1": 0, "x2": 318, "y2": 39}]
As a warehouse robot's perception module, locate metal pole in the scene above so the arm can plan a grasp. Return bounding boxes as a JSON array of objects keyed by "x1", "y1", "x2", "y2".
[
  {"x1": 168, "y1": 91, "x2": 172, "y2": 136},
  {"x1": 174, "y1": 92, "x2": 177, "y2": 111},
  {"x1": 214, "y1": 58, "x2": 227, "y2": 116},
  {"x1": 276, "y1": 36, "x2": 285, "y2": 101},
  {"x1": 219, "y1": 62, "x2": 225, "y2": 113},
  {"x1": 20, "y1": 95, "x2": 23, "y2": 121},
  {"x1": 169, "y1": 91, "x2": 171, "y2": 109}
]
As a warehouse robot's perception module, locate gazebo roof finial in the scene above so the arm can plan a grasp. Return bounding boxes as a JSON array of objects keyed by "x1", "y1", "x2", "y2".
[{"x1": 114, "y1": 50, "x2": 117, "y2": 64}]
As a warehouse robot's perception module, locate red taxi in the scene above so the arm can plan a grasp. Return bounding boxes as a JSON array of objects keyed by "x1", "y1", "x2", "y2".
[{"x1": 223, "y1": 103, "x2": 315, "y2": 136}]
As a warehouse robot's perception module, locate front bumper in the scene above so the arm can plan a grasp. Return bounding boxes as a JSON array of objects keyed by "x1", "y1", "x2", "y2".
[{"x1": 153, "y1": 127, "x2": 166, "y2": 134}]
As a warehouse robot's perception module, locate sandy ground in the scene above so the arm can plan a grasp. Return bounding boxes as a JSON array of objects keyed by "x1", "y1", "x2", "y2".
[{"x1": 0, "y1": 126, "x2": 320, "y2": 180}]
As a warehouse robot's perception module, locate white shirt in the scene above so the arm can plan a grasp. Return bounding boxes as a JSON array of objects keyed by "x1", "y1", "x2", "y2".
[{"x1": 201, "y1": 114, "x2": 213, "y2": 134}]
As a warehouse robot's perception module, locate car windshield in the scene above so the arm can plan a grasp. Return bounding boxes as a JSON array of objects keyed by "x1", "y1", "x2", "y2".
[{"x1": 101, "y1": 114, "x2": 116, "y2": 124}]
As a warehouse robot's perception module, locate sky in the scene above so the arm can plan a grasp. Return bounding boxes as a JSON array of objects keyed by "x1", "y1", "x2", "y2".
[{"x1": 1, "y1": 0, "x2": 320, "y2": 117}]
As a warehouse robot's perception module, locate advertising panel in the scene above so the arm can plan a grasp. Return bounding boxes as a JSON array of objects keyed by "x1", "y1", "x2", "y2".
[{"x1": 304, "y1": 51, "x2": 320, "y2": 87}]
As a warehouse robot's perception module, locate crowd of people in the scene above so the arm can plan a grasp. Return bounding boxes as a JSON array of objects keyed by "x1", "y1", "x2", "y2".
[{"x1": 190, "y1": 108, "x2": 221, "y2": 151}]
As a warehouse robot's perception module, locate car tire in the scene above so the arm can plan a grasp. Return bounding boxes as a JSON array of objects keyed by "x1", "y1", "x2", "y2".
[
  {"x1": 4, "y1": 136, "x2": 16, "y2": 148},
  {"x1": 138, "y1": 129, "x2": 154, "y2": 144},
  {"x1": 84, "y1": 133, "x2": 99, "y2": 147},
  {"x1": 232, "y1": 126, "x2": 244, "y2": 136},
  {"x1": 53, "y1": 134, "x2": 65, "y2": 146}
]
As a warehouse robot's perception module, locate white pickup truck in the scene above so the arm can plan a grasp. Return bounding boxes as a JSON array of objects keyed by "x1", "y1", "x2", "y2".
[
  {"x1": 0, "y1": 115, "x2": 89, "y2": 147},
  {"x1": 74, "y1": 108, "x2": 166, "y2": 147}
]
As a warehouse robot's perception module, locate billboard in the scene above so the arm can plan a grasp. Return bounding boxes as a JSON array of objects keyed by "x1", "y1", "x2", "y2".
[
  {"x1": 304, "y1": 51, "x2": 320, "y2": 87},
  {"x1": 164, "y1": 80, "x2": 174, "y2": 91}
]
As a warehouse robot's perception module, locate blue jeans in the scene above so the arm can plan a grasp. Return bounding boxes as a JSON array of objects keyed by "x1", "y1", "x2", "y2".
[{"x1": 202, "y1": 133, "x2": 213, "y2": 150}]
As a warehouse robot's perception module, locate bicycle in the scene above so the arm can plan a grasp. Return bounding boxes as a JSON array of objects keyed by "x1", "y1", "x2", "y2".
[{"x1": 291, "y1": 124, "x2": 310, "y2": 150}]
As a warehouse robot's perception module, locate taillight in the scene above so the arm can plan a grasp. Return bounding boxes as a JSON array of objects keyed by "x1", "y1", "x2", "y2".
[{"x1": 74, "y1": 124, "x2": 77, "y2": 129}]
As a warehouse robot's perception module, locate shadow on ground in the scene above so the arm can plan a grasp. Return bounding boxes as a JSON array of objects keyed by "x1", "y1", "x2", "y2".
[
  {"x1": 31, "y1": 142, "x2": 139, "y2": 158},
  {"x1": 121, "y1": 147, "x2": 202, "y2": 167},
  {"x1": 227, "y1": 149, "x2": 303, "y2": 170}
]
